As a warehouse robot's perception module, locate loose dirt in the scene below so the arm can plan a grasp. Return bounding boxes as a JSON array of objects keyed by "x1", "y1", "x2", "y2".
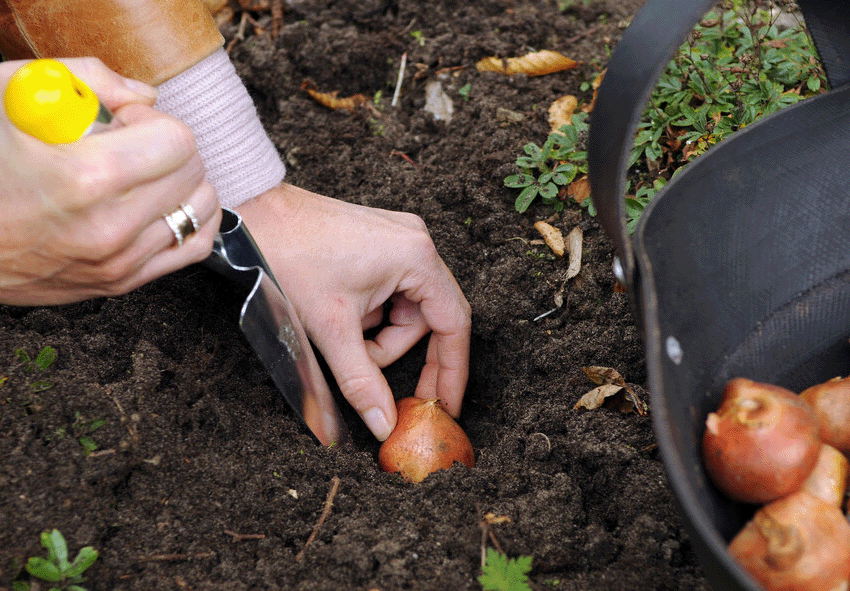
[{"x1": 0, "y1": 1, "x2": 713, "y2": 589}]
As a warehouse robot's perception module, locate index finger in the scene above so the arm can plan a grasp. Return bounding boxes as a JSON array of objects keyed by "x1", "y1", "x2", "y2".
[{"x1": 410, "y1": 271, "x2": 471, "y2": 418}]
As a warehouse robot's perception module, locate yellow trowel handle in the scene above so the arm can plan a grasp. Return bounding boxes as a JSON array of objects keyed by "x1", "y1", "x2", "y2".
[{"x1": 3, "y1": 58, "x2": 113, "y2": 143}]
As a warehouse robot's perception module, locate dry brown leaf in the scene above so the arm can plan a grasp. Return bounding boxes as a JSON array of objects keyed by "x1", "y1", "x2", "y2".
[
  {"x1": 565, "y1": 226, "x2": 582, "y2": 281},
  {"x1": 548, "y1": 95, "x2": 578, "y2": 132},
  {"x1": 483, "y1": 512, "x2": 512, "y2": 525},
  {"x1": 574, "y1": 384, "x2": 628, "y2": 411},
  {"x1": 533, "y1": 221, "x2": 564, "y2": 257},
  {"x1": 302, "y1": 82, "x2": 369, "y2": 112},
  {"x1": 578, "y1": 366, "x2": 647, "y2": 415},
  {"x1": 567, "y1": 175, "x2": 591, "y2": 204},
  {"x1": 476, "y1": 50, "x2": 580, "y2": 77},
  {"x1": 582, "y1": 69, "x2": 606, "y2": 113}
]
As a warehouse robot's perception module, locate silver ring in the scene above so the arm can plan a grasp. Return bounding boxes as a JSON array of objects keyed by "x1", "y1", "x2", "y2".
[
  {"x1": 179, "y1": 203, "x2": 200, "y2": 233},
  {"x1": 163, "y1": 203, "x2": 197, "y2": 247}
]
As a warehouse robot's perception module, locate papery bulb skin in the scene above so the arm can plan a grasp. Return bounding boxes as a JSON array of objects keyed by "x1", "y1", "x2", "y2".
[{"x1": 378, "y1": 397, "x2": 475, "y2": 483}]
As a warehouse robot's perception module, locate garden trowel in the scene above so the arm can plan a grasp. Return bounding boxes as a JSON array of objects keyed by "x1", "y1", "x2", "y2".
[{"x1": 4, "y1": 59, "x2": 348, "y2": 446}]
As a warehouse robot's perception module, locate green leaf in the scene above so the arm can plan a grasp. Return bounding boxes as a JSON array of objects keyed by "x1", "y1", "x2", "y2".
[
  {"x1": 78, "y1": 436, "x2": 98, "y2": 454},
  {"x1": 522, "y1": 143, "x2": 542, "y2": 160},
  {"x1": 12, "y1": 581, "x2": 30, "y2": 591},
  {"x1": 25, "y1": 557, "x2": 63, "y2": 583},
  {"x1": 504, "y1": 174, "x2": 534, "y2": 189},
  {"x1": 47, "y1": 529, "x2": 69, "y2": 571},
  {"x1": 69, "y1": 586, "x2": 89, "y2": 591},
  {"x1": 807, "y1": 75, "x2": 821, "y2": 92},
  {"x1": 15, "y1": 348, "x2": 30, "y2": 364},
  {"x1": 514, "y1": 186, "x2": 539, "y2": 213},
  {"x1": 478, "y1": 548, "x2": 532, "y2": 591},
  {"x1": 538, "y1": 172, "x2": 553, "y2": 185},
  {"x1": 514, "y1": 156, "x2": 536, "y2": 170},
  {"x1": 34, "y1": 346, "x2": 56, "y2": 371},
  {"x1": 538, "y1": 182, "x2": 558, "y2": 200},
  {"x1": 66, "y1": 547, "x2": 98, "y2": 578}
]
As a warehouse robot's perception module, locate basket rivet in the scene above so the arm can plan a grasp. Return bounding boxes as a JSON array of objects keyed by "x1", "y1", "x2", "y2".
[
  {"x1": 665, "y1": 336, "x2": 683, "y2": 365},
  {"x1": 612, "y1": 256, "x2": 626, "y2": 284}
]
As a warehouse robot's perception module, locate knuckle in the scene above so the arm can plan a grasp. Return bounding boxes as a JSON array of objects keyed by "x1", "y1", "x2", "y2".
[
  {"x1": 337, "y1": 373, "x2": 375, "y2": 411},
  {"x1": 67, "y1": 156, "x2": 115, "y2": 207},
  {"x1": 396, "y1": 210, "x2": 429, "y2": 232}
]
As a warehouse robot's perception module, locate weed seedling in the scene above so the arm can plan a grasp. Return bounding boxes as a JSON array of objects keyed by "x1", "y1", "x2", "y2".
[
  {"x1": 16, "y1": 345, "x2": 56, "y2": 392},
  {"x1": 504, "y1": 113, "x2": 588, "y2": 213},
  {"x1": 479, "y1": 547, "x2": 533, "y2": 591},
  {"x1": 16, "y1": 529, "x2": 98, "y2": 591}
]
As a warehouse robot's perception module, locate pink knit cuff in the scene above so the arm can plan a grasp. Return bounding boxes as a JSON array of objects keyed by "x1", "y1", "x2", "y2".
[{"x1": 154, "y1": 48, "x2": 286, "y2": 209}]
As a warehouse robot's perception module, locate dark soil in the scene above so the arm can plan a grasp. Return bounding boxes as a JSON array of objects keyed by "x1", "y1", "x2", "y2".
[{"x1": 0, "y1": 1, "x2": 712, "y2": 589}]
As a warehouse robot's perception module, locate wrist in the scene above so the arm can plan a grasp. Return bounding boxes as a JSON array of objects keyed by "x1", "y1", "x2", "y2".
[{"x1": 154, "y1": 49, "x2": 286, "y2": 209}]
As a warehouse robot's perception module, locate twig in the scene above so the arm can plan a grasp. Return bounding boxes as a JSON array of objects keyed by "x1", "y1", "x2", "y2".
[
  {"x1": 295, "y1": 476, "x2": 341, "y2": 562},
  {"x1": 391, "y1": 52, "x2": 408, "y2": 107},
  {"x1": 226, "y1": 12, "x2": 250, "y2": 54},
  {"x1": 136, "y1": 552, "x2": 215, "y2": 562},
  {"x1": 566, "y1": 23, "x2": 604, "y2": 46},
  {"x1": 271, "y1": 0, "x2": 283, "y2": 38},
  {"x1": 389, "y1": 150, "x2": 418, "y2": 167},
  {"x1": 224, "y1": 529, "x2": 266, "y2": 542}
]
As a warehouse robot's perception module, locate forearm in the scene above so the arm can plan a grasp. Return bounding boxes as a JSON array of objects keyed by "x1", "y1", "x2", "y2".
[{"x1": 0, "y1": 0, "x2": 285, "y2": 207}]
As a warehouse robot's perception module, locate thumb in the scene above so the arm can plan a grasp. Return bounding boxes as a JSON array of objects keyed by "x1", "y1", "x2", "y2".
[{"x1": 314, "y1": 313, "x2": 398, "y2": 441}]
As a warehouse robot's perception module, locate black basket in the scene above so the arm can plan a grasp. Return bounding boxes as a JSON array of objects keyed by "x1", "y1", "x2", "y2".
[{"x1": 588, "y1": 1, "x2": 850, "y2": 589}]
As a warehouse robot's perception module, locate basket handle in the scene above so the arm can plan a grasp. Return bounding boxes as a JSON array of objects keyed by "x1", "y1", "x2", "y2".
[{"x1": 587, "y1": 0, "x2": 850, "y2": 288}]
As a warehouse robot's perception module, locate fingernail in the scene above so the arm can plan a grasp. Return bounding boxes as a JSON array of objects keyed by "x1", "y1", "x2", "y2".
[
  {"x1": 123, "y1": 77, "x2": 158, "y2": 101},
  {"x1": 362, "y1": 407, "x2": 392, "y2": 441}
]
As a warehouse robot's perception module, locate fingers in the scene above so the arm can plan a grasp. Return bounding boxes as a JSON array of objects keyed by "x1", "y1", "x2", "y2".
[
  {"x1": 406, "y1": 262, "x2": 472, "y2": 418},
  {"x1": 70, "y1": 103, "x2": 200, "y2": 199},
  {"x1": 365, "y1": 295, "x2": 430, "y2": 367},
  {"x1": 54, "y1": 57, "x2": 159, "y2": 109},
  {"x1": 58, "y1": 183, "x2": 219, "y2": 285},
  {"x1": 314, "y1": 304, "x2": 398, "y2": 441}
]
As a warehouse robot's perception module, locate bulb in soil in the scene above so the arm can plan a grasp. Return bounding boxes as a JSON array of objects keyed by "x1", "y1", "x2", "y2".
[
  {"x1": 728, "y1": 490, "x2": 850, "y2": 591},
  {"x1": 378, "y1": 397, "x2": 475, "y2": 483},
  {"x1": 702, "y1": 378, "x2": 821, "y2": 504}
]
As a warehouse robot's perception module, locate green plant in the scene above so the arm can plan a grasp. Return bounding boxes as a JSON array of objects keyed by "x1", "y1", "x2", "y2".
[
  {"x1": 504, "y1": 112, "x2": 588, "y2": 213},
  {"x1": 73, "y1": 412, "x2": 106, "y2": 456},
  {"x1": 479, "y1": 547, "x2": 533, "y2": 591},
  {"x1": 16, "y1": 345, "x2": 56, "y2": 392},
  {"x1": 458, "y1": 82, "x2": 472, "y2": 101},
  {"x1": 506, "y1": 2, "x2": 826, "y2": 228},
  {"x1": 622, "y1": 3, "x2": 825, "y2": 221},
  {"x1": 411, "y1": 30, "x2": 426, "y2": 46},
  {"x1": 16, "y1": 529, "x2": 98, "y2": 591}
]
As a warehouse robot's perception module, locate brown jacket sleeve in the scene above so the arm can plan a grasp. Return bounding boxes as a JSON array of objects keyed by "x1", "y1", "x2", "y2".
[{"x1": 0, "y1": 0, "x2": 223, "y2": 86}]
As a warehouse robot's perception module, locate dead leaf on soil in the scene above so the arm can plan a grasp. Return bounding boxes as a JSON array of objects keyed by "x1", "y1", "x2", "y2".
[
  {"x1": 483, "y1": 512, "x2": 512, "y2": 525},
  {"x1": 534, "y1": 221, "x2": 565, "y2": 257},
  {"x1": 548, "y1": 95, "x2": 578, "y2": 132},
  {"x1": 567, "y1": 175, "x2": 591, "y2": 205},
  {"x1": 582, "y1": 69, "x2": 605, "y2": 113},
  {"x1": 552, "y1": 226, "x2": 582, "y2": 308},
  {"x1": 575, "y1": 366, "x2": 647, "y2": 415},
  {"x1": 476, "y1": 50, "x2": 580, "y2": 76},
  {"x1": 302, "y1": 81, "x2": 370, "y2": 112}
]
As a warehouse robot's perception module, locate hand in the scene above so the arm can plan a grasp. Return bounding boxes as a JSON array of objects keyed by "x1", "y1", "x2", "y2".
[
  {"x1": 237, "y1": 183, "x2": 471, "y2": 441},
  {"x1": 0, "y1": 57, "x2": 221, "y2": 305}
]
